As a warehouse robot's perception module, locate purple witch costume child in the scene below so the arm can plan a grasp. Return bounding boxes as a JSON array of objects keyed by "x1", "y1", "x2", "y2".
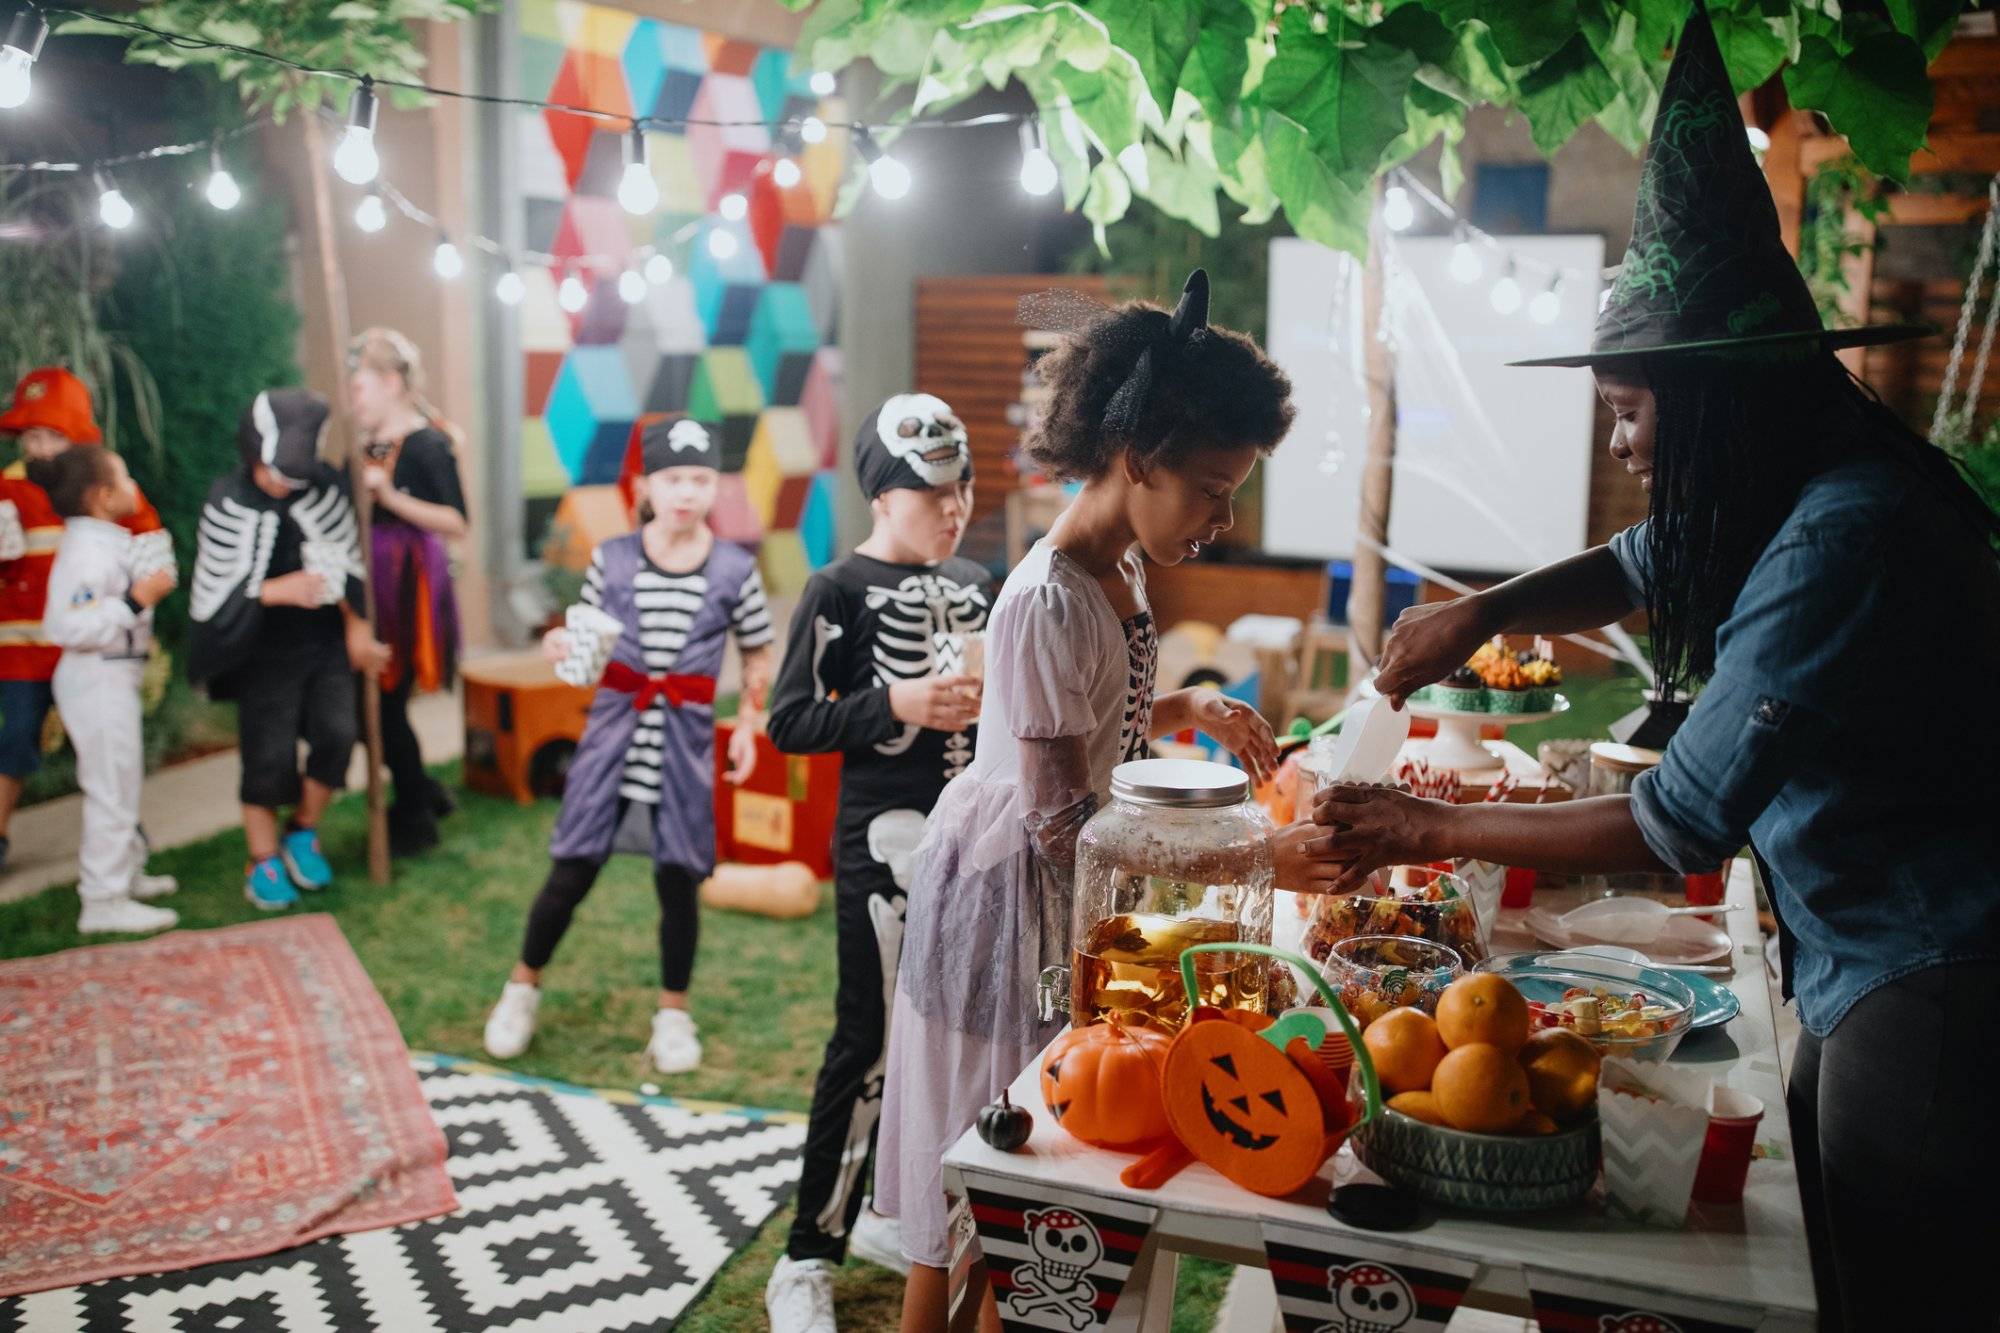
[{"x1": 483, "y1": 416, "x2": 776, "y2": 1075}]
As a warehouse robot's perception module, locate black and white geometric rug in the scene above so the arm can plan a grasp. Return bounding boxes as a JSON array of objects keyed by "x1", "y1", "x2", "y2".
[{"x1": 0, "y1": 1055, "x2": 806, "y2": 1332}]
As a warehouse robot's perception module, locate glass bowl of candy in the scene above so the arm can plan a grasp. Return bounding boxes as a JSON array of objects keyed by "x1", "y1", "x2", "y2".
[
  {"x1": 1476, "y1": 952, "x2": 1697, "y2": 1063},
  {"x1": 1320, "y1": 935, "x2": 1465, "y2": 1026},
  {"x1": 1301, "y1": 869, "x2": 1490, "y2": 969}
]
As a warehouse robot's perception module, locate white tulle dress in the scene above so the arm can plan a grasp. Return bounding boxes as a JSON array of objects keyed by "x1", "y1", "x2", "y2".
[{"x1": 876, "y1": 540, "x2": 1157, "y2": 1266}]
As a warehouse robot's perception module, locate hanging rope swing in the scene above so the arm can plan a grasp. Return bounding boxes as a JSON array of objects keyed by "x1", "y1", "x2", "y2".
[{"x1": 1931, "y1": 173, "x2": 2000, "y2": 448}]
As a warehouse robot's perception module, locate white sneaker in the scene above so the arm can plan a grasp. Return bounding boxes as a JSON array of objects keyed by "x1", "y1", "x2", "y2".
[
  {"x1": 764, "y1": 1255, "x2": 837, "y2": 1333},
  {"x1": 483, "y1": 982, "x2": 540, "y2": 1060},
  {"x1": 647, "y1": 1008, "x2": 702, "y2": 1074},
  {"x1": 78, "y1": 898, "x2": 178, "y2": 935},
  {"x1": 131, "y1": 873, "x2": 178, "y2": 900},
  {"x1": 847, "y1": 1201, "x2": 911, "y2": 1276}
]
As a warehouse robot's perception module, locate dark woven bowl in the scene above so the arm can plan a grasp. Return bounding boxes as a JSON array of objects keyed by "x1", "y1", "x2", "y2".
[{"x1": 1352, "y1": 1109, "x2": 1600, "y2": 1212}]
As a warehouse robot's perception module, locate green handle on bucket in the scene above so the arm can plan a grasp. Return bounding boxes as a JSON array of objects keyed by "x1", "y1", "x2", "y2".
[{"x1": 1178, "y1": 941, "x2": 1382, "y2": 1132}]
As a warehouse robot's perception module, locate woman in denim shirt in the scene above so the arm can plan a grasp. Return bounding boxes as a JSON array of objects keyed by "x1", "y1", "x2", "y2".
[{"x1": 1307, "y1": 13, "x2": 2000, "y2": 1326}]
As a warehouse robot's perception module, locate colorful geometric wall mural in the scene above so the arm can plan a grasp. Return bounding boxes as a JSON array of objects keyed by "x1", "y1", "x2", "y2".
[{"x1": 514, "y1": 0, "x2": 845, "y2": 597}]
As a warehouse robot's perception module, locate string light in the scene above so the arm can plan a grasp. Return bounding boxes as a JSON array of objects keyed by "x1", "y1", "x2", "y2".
[
  {"x1": 809, "y1": 70, "x2": 836, "y2": 97},
  {"x1": 772, "y1": 155, "x2": 802, "y2": 189},
  {"x1": 494, "y1": 266, "x2": 524, "y2": 305},
  {"x1": 332, "y1": 79, "x2": 380, "y2": 185},
  {"x1": 1018, "y1": 119, "x2": 1057, "y2": 197},
  {"x1": 856, "y1": 128, "x2": 910, "y2": 200},
  {"x1": 799, "y1": 115, "x2": 827, "y2": 145},
  {"x1": 432, "y1": 232, "x2": 464, "y2": 279},
  {"x1": 644, "y1": 252, "x2": 674, "y2": 284},
  {"x1": 354, "y1": 187, "x2": 387, "y2": 233},
  {"x1": 94, "y1": 168, "x2": 133, "y2": 229},
  {"x1": 202, "y1": 145, "x2": 240, "y2": 210},
  {"x1": 617, "y1": 125, "x2": 658, "y2": 215},
  {"x1": 707, "y1": 226, "x2": 740, "y2": 260},
  {"x1": 617, "y1": 265, "x2": 646, "y2": 304},
  {"x1": 1383, "y1": 183, "x2": 1415, "y2": 232},
  {"x1": 1529, "y1": 274, "x2": 1563, "y2": 325},
  {"x1": 0, "y1": 4, "x2": 48, "y2": 110},
  {"x1": 558, "y1": 271, "x2": 589, "y2": 312},
  {"x1": 718, "y1": 191, "x2": 747, "y2": 221},
  {"x1": 1448, "y1": 224, "x2": 1482, "y2": 284},
  {"x1": 1489, "y1": 260, "x2": 1523, "y2": 315}
]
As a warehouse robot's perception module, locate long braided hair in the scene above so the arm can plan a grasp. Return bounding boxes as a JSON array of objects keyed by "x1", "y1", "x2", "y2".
[{"x1": 1642, "y1": 349, "x2": 1999, "y2": 702}]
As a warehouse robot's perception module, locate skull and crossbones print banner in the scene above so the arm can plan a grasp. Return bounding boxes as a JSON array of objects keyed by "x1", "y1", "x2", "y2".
[
  {"x1": 962, "y1": 1175, "x2": 1158, "y2": 1330},
  {"x1": 1259, "y1": 1221, "x2": 1477, "y2": 1333},
  {"x1": 1524, "y1": 1268, "x2": 1771, "y2": 1333}
]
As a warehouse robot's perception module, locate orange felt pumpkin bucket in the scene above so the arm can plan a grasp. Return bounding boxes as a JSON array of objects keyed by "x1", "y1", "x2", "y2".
[
  {"x1": 1160, "y1": 943, "x2": 1382, "y2": 1198},
  {"x1": 1040, "y1": 1016, "x2": 1173, "y2": 1150}
]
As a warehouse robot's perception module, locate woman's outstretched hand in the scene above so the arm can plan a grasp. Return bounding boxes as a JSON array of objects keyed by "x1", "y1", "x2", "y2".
[
  {"x1": 1187, "y1": 692, "x2": 1277, "y2": 785},
  {"x1": 1311, "y1": 783, "x2": 1454, "y2": 894},
  {"x1": 1373, "y1": 596, "x2": 1494, "y2": 707}
]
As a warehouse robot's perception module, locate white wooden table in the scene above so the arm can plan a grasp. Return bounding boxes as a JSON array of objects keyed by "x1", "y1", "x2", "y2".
[{"x1": 942, "y1": 859, "x2": 1814, "y2": 1330}]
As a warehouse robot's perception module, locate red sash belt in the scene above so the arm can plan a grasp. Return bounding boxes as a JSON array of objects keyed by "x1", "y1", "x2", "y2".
[{"x1": 601, "y1": 660, "x2": 718, "y2": 711}]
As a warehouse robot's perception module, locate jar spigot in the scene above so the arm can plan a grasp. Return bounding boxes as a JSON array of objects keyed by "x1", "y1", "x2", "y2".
[{"x1": 1036, "y1": 965, "x2": 1070, "y2": 1024}]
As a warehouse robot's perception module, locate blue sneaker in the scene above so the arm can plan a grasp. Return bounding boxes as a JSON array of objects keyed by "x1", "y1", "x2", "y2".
[
  {"x1": 245, "y1": 857, "x2": 299, "y2": 911},
  {"x1": 281, "y1": 828, "x2": 333, "y2": 891}
]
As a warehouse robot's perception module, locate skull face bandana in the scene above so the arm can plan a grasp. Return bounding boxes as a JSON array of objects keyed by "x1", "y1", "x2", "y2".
[
  {"x1": 854, "y1": 393, "x2": 972, "y2": 499},
  {"x1": 640, "y1": 416, "x2": 721, "y2": 473}
]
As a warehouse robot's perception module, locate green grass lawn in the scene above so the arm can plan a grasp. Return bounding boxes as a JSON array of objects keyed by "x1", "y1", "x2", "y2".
[{"x1": 0, "y1": 764, "x2": 1234, "y2": 1330}]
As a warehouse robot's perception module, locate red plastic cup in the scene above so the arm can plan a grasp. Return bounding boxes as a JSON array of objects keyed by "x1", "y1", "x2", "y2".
[
  {"x1": 1500, "y1": 865, "x2": 1536, "y2": 909},
  {"x1": 1691, "y1": 1087, "x2": 1765, "y2": 1203},
  {"x1": 1684, "y1": 867, "x2": 1726, "y2": 908}
]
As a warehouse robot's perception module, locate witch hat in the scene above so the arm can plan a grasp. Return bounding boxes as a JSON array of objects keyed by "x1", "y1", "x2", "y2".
[{"x1": 1513, "y1": 5, "x2": 1929, "y2": 367}]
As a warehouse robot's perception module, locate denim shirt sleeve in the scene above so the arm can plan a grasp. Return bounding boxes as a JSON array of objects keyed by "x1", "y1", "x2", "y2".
[
  {"x1": 1606, "y1": 521, "x2": 1651, "y2": 611},
  {"x1": 1631, "y1": 531, "x2": 1883, "y2": 873}
]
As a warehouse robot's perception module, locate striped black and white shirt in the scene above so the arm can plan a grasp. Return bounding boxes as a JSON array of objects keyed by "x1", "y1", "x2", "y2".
[{"x1": 582, "y1": 547, "x2": 773, "y2": 804}]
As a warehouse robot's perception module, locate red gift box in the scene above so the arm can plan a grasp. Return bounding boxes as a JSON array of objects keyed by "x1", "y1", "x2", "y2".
[{"x1": 712, "y1": 723, "x2": 841, "y2": 880}]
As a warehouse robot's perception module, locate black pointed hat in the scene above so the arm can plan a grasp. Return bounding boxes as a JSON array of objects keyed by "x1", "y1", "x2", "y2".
[{"x1": 1513, "y1": 5, "x2": 1929, "y2": 368}]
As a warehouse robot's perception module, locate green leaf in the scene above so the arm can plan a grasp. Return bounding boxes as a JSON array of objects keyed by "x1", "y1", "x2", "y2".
[
  {"x1": 1085, "y1": 0, "x2": 1199, "y2": 122},
  {"x1": 1783, "y1": 31, "x2": 1934, "y2": 181},
  {"x1": 1381, "y1": 80, "x2": 1465, "y2": 170},
  {"x1": 1180, "y1": 0, "x2": 1258, "y2": 126},
  {"x1": 1083, "y1": 159, "x2": 1134, "y2": 254},
  {"x1": 1261, "y1": 110, "x2": 1370, "y2": 255},
  {"x1": 1709, "y1": 6, "x2": 1788, "y2": 93},
  {"x1": 1475, "y1": 0, "x2": 1578, "y2": 68},
  {"x1": 1515, "y1": 32, "x2": 1618, "y2": 156},
  {"x1": 328, "y1": 2, "x2": 380, "y2": 20},
  {"x1": 1260, "y1": 8, "x2": 1416, "y2": 180},
  {"x1": 1141, "y1": 142, "x2": 1221, "y2": 235},
  {"x1": 1052, "y1": 52, "x2": 1148, "y2": 158},
  {"x1": 1206, "y1": 107, "x2": 1278, "y2": 223},
  {"x1": 1884, "y1": 0, "x2": 1958, "y2": 61}
]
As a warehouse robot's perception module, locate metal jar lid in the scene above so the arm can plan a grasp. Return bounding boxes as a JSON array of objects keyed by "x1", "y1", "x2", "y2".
[{"x1": 1110, "y1": 758, "x2": 1248, "y2": 808}]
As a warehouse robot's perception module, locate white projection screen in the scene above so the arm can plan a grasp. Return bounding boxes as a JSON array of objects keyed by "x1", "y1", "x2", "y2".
[{"x1": 1262, "y1": 234, "x2": 1606, "y2": 578}]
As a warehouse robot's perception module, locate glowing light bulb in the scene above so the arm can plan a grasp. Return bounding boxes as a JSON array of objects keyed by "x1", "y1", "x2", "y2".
[
  {"x1": 95, "y1": 173, "x2": 133, "y2": 230},
  {"x1": 809, "y1": 71, "x2": 836, "y2": 97},
  {"x1": 618, "y1": 268, "x2": 646, "y2": 304},
  {"x1": 772, "y1": 156, "x2": 802, "y2": 189},
  {"x1": 858, "y1": 131, "x2": 910, "y2": 200},
  {"x1": 799, "y1": 116, "x2": 827, "y2": 145},
  {"x1": 617, "y1": 127, "x2": 659, "y2": 214},
  {"x1": 354, "y1": 191, "x2": 387, "y2": 233},
  {"x1": 1489, "y1": 265, "x2": 1523, "y2": 316},
  {"x1": 1529, "y1": 279, "x2": 1562, "y2": 326},
  {"x1": 332, "y1": 82, "x2": 380, "y2": 185},
  {"x1": 1018, "y1": 119, "x2": 1057, "y2": 196},
  {"x1": 432, "y1": 237, "x2": 464, "y2": 280},
  {"x1": 644, "y1": 252, "x2": 674, "y2": 284},
  {"x1": 495, "y1": 269, "x2": 525, "y2": 305},
  {"x1": 0, "y1": 9, "x2": 44, "y2": 111},
  {"x1": 1383, "y1": 184, "x2": 1415, "y2": 232},
  {"x1": 1449, "y1": 235, "x2": 1482, "y2": 285},
  {"x1": 707, "y1": 227, "x2": 740, "y2": 260},
  {"x1": 204, "y1": 151, "x2": 241, "y2": 211},
  {"x1": 719, "y1": 191, "x2": 747, "y2": 221},
  {"x1": 558, "y1": 272, "x2": 589, "y2": 313}
]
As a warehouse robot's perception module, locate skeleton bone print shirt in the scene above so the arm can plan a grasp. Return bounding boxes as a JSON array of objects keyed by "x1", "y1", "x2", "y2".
[{"x1": 767, "y1": 553, "x2": 992, "y2": 815}]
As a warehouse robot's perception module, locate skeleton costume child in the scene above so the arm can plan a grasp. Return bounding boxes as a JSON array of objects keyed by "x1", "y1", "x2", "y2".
[
  {"x1": 766, "y1": 394, "x2": 990, "y2": 1266},
  {"x1": 517, "y1": 418, "x2": 773, "y2": 993}
]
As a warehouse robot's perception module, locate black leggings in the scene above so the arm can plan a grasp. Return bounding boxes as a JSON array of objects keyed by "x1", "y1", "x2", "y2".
[
  {"x1": 519, "y1": 856, "x2": 700, "y2": 991},
  {"x1": 1788, "y1": 960, "x2": 2000, "y2": 1329}
]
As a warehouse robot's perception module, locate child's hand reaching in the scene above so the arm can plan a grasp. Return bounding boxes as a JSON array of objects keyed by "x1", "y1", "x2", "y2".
[
  {"x1": 725, "y1": 721, "x2": 758, "y2": 784},
  {"x1": 1186, "y1": 692, "x2": 1278, "y2": 784},
  {"x1": 1271, "y1": 819, "x2": 1345, "y2": 894},
  {"x1": 889, "y1": 674, "x2": 980, "y2": 732}
]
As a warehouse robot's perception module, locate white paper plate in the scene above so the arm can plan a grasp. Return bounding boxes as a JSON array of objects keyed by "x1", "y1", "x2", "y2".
[{"x1": 1524, "y1": 904, "x2": 1730, "y2": 965}]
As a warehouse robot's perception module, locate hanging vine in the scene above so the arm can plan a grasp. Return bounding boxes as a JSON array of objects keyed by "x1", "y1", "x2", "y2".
[{"x1": 1796, "y1": 153, "x2": 1888, "y2": 327}]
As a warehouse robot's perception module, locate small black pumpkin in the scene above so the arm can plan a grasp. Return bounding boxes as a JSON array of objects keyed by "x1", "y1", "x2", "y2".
[{"x1": 976, "y1": 1090, "x2": 1032, "y2": 1152}]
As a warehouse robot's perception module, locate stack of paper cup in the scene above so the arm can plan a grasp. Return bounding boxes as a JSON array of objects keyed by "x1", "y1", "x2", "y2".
[
  {"x1": 128, "y1": 530, "x2": 175, "y2": 584},
  {"x1": 1597, "y1": 1057, "x2": 1713, "y2": 1227},
  {"x1": 0, "y1": 501, "x2": 23, "y2": 561},
  {"x1": 299, "y1": 541, "x2": 352, "y2": 605},
  {"x1": 933, "y1": 631, "x2": 986, "y2": 681},
  {"x1": 556, "y1": 604, "x2": 623, "y2": 687}
]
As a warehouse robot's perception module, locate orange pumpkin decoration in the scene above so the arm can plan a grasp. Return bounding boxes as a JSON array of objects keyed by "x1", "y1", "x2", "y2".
[
  {"x1": 1162, "y1": 1009, "x2": 1348, "y2": 1197},
  {"x1": 1040, "y1": 1018, "x2": 1173, "y2": 1150}
]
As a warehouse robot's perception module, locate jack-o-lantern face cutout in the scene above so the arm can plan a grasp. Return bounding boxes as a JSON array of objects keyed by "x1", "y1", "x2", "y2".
[{"x1": 1163, "y1": 1012, "x2": 1330, "y2": 1196}]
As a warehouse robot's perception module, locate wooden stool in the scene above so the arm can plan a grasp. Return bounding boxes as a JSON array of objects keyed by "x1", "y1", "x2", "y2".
[{"x1": 461, "y1": 652, "x2": 594, "y2": 805}]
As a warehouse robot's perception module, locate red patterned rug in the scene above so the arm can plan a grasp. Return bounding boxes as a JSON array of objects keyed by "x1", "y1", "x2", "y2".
[{"x1": 0, "y1": 914, "x2": 457, "y2": 1297}]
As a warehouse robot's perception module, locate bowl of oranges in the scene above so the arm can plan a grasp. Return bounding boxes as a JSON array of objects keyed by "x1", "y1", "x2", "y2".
[{"x1": 1349, "y1": 973, "x2": 1603, "y2": 1211}]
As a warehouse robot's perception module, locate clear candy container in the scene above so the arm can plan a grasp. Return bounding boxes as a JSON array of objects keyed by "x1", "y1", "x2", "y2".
[{"x1": 1064, "y1": 758, "x2": 1274, "y2": 1032}]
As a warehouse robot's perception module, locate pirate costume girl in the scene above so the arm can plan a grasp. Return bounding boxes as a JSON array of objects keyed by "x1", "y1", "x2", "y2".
[
  {"x1": 765, "y1": 395, "x2": 990, "y2": 1286},
  {"x1": 484, "y1": 417, "x2": 774, "y2": 1074}
]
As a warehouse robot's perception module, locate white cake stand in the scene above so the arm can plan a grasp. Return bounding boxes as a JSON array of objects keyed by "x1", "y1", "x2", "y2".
[{"x1": 1402, "y1": 692, "x2": 1569, "y2": 773}]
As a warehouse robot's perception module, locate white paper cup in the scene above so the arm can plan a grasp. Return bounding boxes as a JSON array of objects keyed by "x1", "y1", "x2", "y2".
[
  {"x1": 0, "y1": 501, "x2": 26, "y2": 561},
  {"x1": 557, "y1": 605, "x2": 622, "y2": 686},
  {"x1": 129, "y1": 530, "x2": 175, "y2": 582}
]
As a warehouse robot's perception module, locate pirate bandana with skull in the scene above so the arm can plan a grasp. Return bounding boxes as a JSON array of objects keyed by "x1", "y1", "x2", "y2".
[
  {"x1": 639, "y1": 415, "x2": 721, "y2": 473},
  {"x1": 1321, "y1": 1263, "x2": 1416, "y2": 1333},
  {"x1": 856, "y1": 393, "x2": 972, "y2": 498}
]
